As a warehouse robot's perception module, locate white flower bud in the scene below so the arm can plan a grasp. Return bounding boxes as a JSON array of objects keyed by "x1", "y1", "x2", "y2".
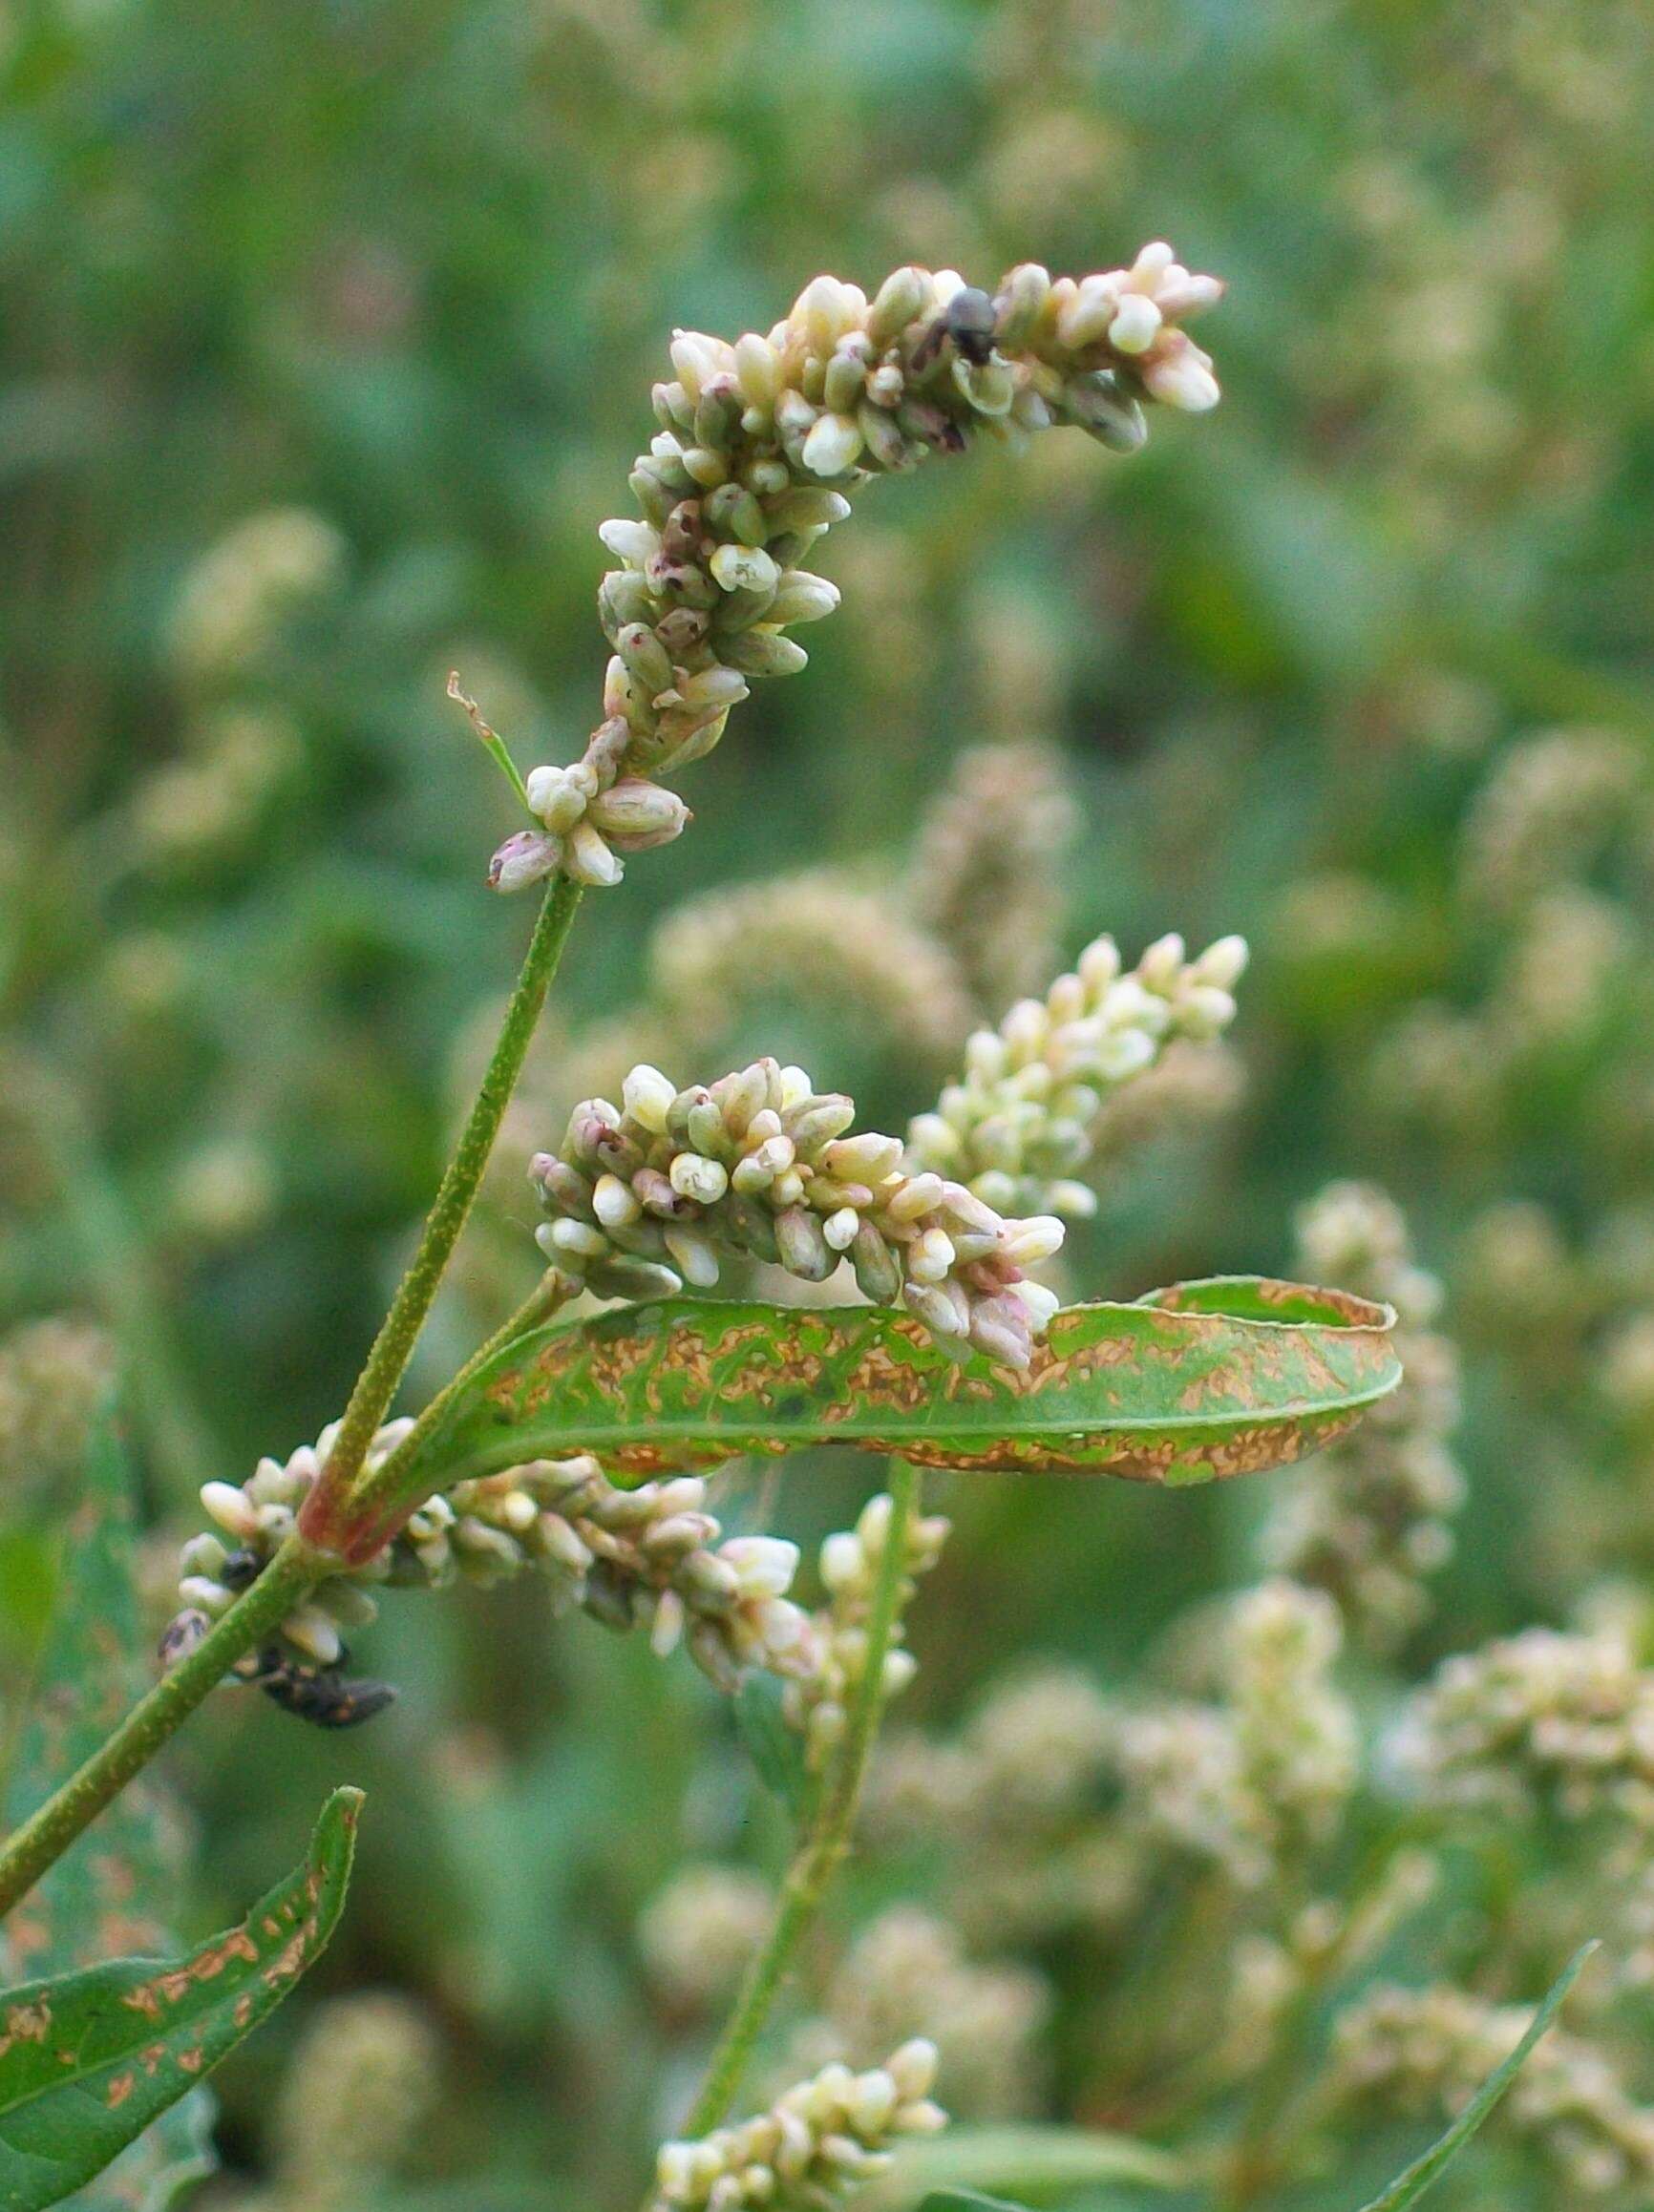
[
  {"x1": 907, "y1": 1227, "x2": 957, "y2": 1283},
  {"x1": 668, "y1": 330, "x2": 731, "y2": 404},
  {"x1": 1138, "y1": 932, "x2": 1187, "y2": 990},
  {"x1": 733, "y1": 331, "x2": 784, "y2": 409},
  {"x1": 282, "y1": 1604, "x2": 344, "y2": 1666},
  {"x1": 1142, "y1": 337, "x2": 1220, "y2": 411},
  {"x1": 720, "y1": 1535, "x2": 800, "y2": 1597},
  {"x1": 822, "y1": 1205, "x2": 861, "y2": 1252},
  {"x1": 663, "y1": 1224, "x2": 721, "y2": 1288},
  {"x1": 1109, "y1": 292, "x2": 1163, "y2": 353},
  {"x1": 868, "y1": 263, "x2": 929, "y2": 347},
  {"x1": 719, "y1": 629, "x2": 810, "y2": 679},
  {"x1": 548, "y1": 1218, "x2": 610, "y2": 1260},
  {"x1": 710, "y1": 542, "x2": 780, "y2": 596},
  {"x1": 669, "y1": 1152, "x2": 730, "y2": 1205},
  {"x1": 1178, "y1": 984, "x2": 1239, "y2": 1038},
  {"x1": 801, "y1": 411, "x2": 864, "y2": 478},
  {"x1": 565, "y1": 820, "x2": 625, "y2": 888},
  {"x1": 623, "y1": 1064, "x2": 678, "y2": 1134},
  {"x1": 791, "y1": 274, "x2": 859, "y2": 352},
  {"x1": 650, "y1": 1588, "x2": 687, "y2": 1657},
  {"x1": 1002, "y1": 1214, "x2": 1066, "y2": 1266},
  {"x1": 767, "y1": 571, "x2": 840, "y2": 624},
  {"x1": 592, "y1": 1174, "x2": 642, "y2": 1231},
  {"x1": 588, "y1": 779, "x2": 690, "y2": 848},
  {"x1": 1092, "y1": 1027, "x2": 1158, "y2": 1081},
  {"x1": 201, "y1": 1480, "x2": 262, "y2": 1541},
  {"x1": 598, "y1": 517, "x2": 661, "y2": 566},
  {"x1": 847, "y1": 2070, "x2": 899, "y2": 2136},
  {"x1": 886, "y1": 2038, "x2": 939, "y2": 2100},
  {"x1": 1194, "y1": 933, "x2": 1250, "y2": 989},
  {"x1": 819, "y1": 1531, "x2": 864, "y2": 1591}
]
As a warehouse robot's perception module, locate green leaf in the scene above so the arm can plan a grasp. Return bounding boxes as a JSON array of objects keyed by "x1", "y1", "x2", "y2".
[
  {"x1": 733, "y1": 1671, "x2": 811, "y2": 1821},
  {"x1": 918, "y1": 2193, "x2": 1028, "y2": 2212},
  {"x1": 0, "y1": 1786, "x2": 363, "y2": 2211},
  {"x1": 361, "y1": 1276, "x2": 1399, "y2": 1549},
  {"x1": 1355, "y1": 1942, "x2": 1599, "y2": 2212},
  {"x1": 1, "y1": 1397, "x2": 216, "y2": 2212},
  {"x1": 856, "y1": 2125, "x2": 1187, "y2": 2208}
]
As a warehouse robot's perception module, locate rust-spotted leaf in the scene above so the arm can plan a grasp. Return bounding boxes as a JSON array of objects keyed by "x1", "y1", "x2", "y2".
[
  {"x1": 0, "y1": 1788, "x2": 361, "y2": 2211},
  {"x1": 0, "y1": 1397, "x2": 214, "y2": 2210},
  {"x1": 351, "y1": 1276, "x2": 1399, "y2": 1557}
]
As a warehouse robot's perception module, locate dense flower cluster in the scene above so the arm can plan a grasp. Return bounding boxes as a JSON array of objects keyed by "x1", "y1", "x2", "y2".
[
  {"x1": 532, "y1": 1057, "x2": 1066, "y2": 1366},
  {"x1": 1261, "y1": 1182, "x2": 1464, "y2": 1648},
  {"x1": 0, "y1": 1315, "x2": 112, "y2": 1504},
  {"x1": 640, "y1": 1865, "x2": 774, "y2": 2014},
  {"x1": 172, "y1": 1422, "x2": 817, "y2": 1688},
  {"x1": 785, "y1": 1908, "x2": 1049, "y2": 2121},
  {"x1": 1116, "y1": 1581, "x2": 1357, "y2": 1887},
  {"x1": 172, "y1": 1440, "x2": 946, "y2": 1739},
  {"x1": 167, "y1": 508, "x2": 345, "y2": 685},
  {"x1": 903, "y1": 930, "x2": 1246, "y2": 1217},
  {"x1": 1328, "y1": 1982, "x2": 1654, "y2": 2201},
  {"x1": 267, "y1": 1993, "x2": 439, "y2": 2212},
  {"x1": 1392, "y1": 1625, "x2": 1654, "y2": 1826},
  {"x1": 648, "y1": 2040, "x2": 946, "y2": 2212},
  {"x1": 906, "y1": 739, "x2": 1079, "y2": 1015},
  {"x1": 1459, "y1": 727, "x2": 1644, "y2": 916},
  {"x1": 492, "y1": 246, "x2": 1222, "y2": 892}
]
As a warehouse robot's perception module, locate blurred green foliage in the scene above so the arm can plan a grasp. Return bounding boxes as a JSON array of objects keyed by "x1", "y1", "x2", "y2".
[{"x1": 3, "y1": 0, "x2": 1654, "y2": 2204}]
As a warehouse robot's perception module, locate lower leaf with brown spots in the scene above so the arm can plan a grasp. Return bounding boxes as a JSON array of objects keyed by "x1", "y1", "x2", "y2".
[
  {"x1": 0, "y1": 1787, "x2": 361, "y2": 2211},
  {"x1": 0, "y1": 1396, "x2": 216, "y2": 2210}
]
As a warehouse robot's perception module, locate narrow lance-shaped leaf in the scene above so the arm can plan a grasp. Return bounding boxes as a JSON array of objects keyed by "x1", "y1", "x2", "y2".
[
  {"x1": 1356, "y1": 1943, "x2": 1599, "y2": 2212},
  {"x1": 0, "y1": 1787, "x2": 362, "y2": 2212},
  {"x1": 353, "y1": 1277, "x2": 1399, "y2": 1557},
  {"x1": 0, "y1": 1396, "x2": 215, "y2": 2211},
  {"x1": 857, "y1": 2123, "x2": 1187, "y2": 2208}
]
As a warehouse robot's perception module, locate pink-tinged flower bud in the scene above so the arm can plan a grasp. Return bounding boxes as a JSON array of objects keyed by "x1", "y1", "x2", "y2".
[
  {"x1": 488, "y1": 828, "x2": 562, "y2": 894},
  {"x1": 587, "y1": 778, "x2": 691, "y2": 851}
]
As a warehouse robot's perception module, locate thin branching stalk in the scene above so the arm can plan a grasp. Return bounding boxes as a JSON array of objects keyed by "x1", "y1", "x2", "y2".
[
  {"x1": 676, "y1": 1460, "x2": 922, "y2": 2140},
  {"x1": 0, "y1": 882, "x2": 583, "y2": 1920},
  {"x1": 299, "y1": 875, "x2": 583, "y2": 1552},
  {"x1": 0, "y1": 1537, "x2": 319, "y2": 1917}
]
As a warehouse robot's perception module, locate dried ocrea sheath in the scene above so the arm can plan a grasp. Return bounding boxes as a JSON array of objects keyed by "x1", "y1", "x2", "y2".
[
  {"x1": 493, "y1": 245, "x2": 1223, "y2": 891},
  {"x1": 905, "y1": 929, "x2": 1248, "y2": 1217},
  {"x1": 529, "y1": 1056, "x2": 1066, "y2": 1368}
]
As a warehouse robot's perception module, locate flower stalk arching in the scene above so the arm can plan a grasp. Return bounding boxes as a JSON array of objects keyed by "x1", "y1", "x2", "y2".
[{"x1": 492, "y1": 244, "x2": 1224, "y2": 895}]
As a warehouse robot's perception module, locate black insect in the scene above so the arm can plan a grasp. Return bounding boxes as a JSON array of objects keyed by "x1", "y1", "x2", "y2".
[
  {"x1": 240, "y1": 1643, "x2": 399, "y2": 1731},
  {"x1": 910, "y1": 285, "x2": 1000, "y2": 372}
]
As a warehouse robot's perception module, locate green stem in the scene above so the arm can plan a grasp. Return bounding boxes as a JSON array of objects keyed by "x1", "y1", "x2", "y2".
[
  {"x1": 338, "y1": 1267, "x2": 577, "y2": 1562},
  {"x1": 300, "y1": 875, "x2": 583, "y2": 1553},
  {"x1": 677, "y1": 1461, "x2": 922, "y2": 2139},
  {"x1": 1, "y1": 876, "x2": 583, "y2": 1921},
  {"x1": 0, "y1": 1537, "x2": 323, "y2": 1919}
]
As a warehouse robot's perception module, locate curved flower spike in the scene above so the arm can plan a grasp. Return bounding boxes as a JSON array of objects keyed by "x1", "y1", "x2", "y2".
[{"x1": 493, "y1": 248, "x2": 1224, "y2": 890}]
